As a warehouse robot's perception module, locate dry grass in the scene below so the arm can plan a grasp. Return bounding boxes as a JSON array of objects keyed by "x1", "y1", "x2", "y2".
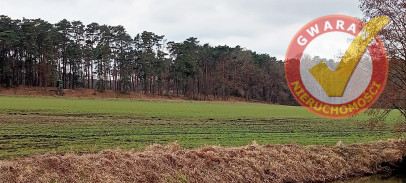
[
  {"x1": 0, "y1": 86, "x2": 254, "y2": 103},
  {"x1": 0, "y1": 140, "x2": 405, "y2": 183},
  {"x1": 0, "y1": 86, "x2": 186, "y2": 101}
]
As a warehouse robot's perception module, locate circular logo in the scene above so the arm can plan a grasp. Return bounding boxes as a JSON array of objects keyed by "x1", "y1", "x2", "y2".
[{"x1": 285, "y1": 15, "x2": 389, "y2": 119}]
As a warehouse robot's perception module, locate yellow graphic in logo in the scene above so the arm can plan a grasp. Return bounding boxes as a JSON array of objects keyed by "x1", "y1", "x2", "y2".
[{"x1": 309, "y1": 16, "x2": 389, "y2": 97}]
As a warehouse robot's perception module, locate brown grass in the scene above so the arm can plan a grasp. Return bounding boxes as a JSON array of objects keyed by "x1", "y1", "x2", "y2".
[
  {"x1": 0, "y1": 86, "x2": 186, "y2": 101},
  {"x1": 0, "y1": 86, "x2": 254, "y2": 103},
  {"x1": 0, "y1": 140, "x2": 405, "y2": 183}
]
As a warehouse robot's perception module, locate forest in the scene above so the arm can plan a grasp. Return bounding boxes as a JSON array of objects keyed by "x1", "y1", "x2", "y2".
[{"x1": 0, "y1": 15, "x2": 296, "y2": 104}]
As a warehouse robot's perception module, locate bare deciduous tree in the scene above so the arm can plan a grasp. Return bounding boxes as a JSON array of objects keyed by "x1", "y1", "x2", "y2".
[{"x1": 360, "y1": 0, "x2": 406, "y2": 119}]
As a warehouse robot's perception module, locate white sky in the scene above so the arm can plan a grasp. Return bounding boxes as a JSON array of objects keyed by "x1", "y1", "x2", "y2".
[{"x1": 0, "y1": 0, "x2": 363, "y2": 60}]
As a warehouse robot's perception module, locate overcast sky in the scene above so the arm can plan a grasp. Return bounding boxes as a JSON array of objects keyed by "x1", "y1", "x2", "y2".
[{"x1": 0, "y1": 0, "x2": 363, "y2": 59}]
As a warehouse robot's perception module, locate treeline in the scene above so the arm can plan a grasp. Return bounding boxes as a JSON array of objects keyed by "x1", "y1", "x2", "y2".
[{"x1": 0, "y1": 15, "x2": 295, "y2": 104}]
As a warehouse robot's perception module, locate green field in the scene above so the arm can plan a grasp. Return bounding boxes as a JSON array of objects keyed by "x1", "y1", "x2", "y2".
[
  {"x1": 0, "y1": 96, "x2": 403, "y2": 159},
  {"x1": 0, "y1": 95, "x2": 318, "y2": 119}
]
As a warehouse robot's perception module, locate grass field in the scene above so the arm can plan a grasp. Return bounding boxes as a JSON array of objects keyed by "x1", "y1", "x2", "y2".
[
  {"x1": 0, "y1": 95, "x2": 403, "y2": 159},
  {"x1": 0, "y1": 95, "x2": 317, "y2": 119}
]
